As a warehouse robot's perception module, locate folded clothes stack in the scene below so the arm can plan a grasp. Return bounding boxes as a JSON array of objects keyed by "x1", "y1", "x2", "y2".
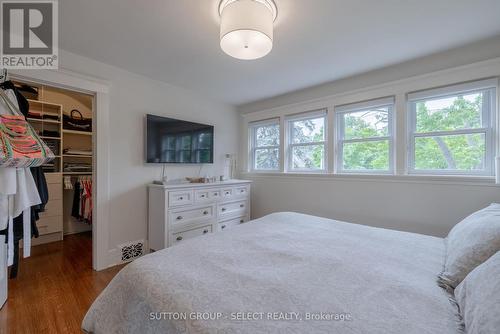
[
  {"x1": 64, "y1": 162, "x2": 92, "y2": 173},
  {"x1": 42, "y1": 112, "x2": 60, "y2": 121},
  {"x1": 27, "y1": 111, "x2": 59, "y2": 121},
  {"x1": 27, "y1": 111, "x2": 42, "y2": 119},
  {"x1": 39, "y1": 129, "x2": 60, "y2": 138},
  {"x1": 45, "y1": 140, "x2": 59, "y2": 155},
  {"x1": 63, "y1": 148, "x2": 92, "y2": 156},
  {"x1": 42, "y1": 162, "x2": 57, "y2": 173}
]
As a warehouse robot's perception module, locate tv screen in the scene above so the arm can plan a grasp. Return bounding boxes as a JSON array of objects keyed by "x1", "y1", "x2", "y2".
[{"x1": 146, "y1": 114, "x2": 214, "y2": 164}]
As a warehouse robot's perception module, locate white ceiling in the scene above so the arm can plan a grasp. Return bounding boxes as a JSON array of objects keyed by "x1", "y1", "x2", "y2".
[{"x1": 60, "y1": 0, "x2": 500, "y2": 106}]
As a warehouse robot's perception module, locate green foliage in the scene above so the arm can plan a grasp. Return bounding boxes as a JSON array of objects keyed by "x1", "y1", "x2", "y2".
[
  {"x1": 416, "y1": 95, "x2": 481, "y2": 132},
  {"x1": 414, "y1": 94, "x2": 485, "y2": 170},
  {"x1": 343, "y1": 140, "x2": 389, "y2": 170},
  {"x1": 342, "y1": 110, "x2": 389, "y2": 170}
]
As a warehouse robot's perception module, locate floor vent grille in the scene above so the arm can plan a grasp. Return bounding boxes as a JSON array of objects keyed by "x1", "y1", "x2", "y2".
[{"x1": 119, "y1": 240, "x2": 144, "y2": 262}]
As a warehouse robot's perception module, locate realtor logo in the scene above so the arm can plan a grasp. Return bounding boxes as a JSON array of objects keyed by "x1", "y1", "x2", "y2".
[{"x1": 1, "y1": 0, "x2": 58, "y2": 69}]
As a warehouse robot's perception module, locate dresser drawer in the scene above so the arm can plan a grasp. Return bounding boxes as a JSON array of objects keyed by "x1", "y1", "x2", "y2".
[
  {"x1": 171, "y1": 224, "x2": 212, "y2": 245},
  {"x1": 169, "y1": 205, "x2": 214, "y2": 226},
  {"x1": 195, "y1": 188, "x2": 222, "y2": 203},
  {"x1": 48, "y1": 183, "x2": 62, "y2": 200},
  {"x1": 233, "y1": 185, "x2": 249, "y2": 198},
  {"x1": 38, "y1": 200, "x2": 63, "y2": 218},
  {"x1": 168, "y1": 190, "x2": 193, "y2": 207},
  {"x1": 194, "y1": 189, "x2": 211, "y2": 203},
  {"x1": 36, "y1": 216, "x2": 62, "y2": 235},
  {"x1": 218, "y1": 200, "x2": 247, "y2": 219},
  {"x1": 221, "y1": 186, "x2": 249, "y2": 200},
  {"x1": 219, "y1": 216, "x2": 247, "y2": 231},
  {"x1": 209, "y1": 189, "x2": 222, "y2": 200}
]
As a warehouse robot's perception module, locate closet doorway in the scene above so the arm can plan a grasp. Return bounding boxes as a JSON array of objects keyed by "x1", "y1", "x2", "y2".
[{"x1": 14, "y1": 80, "x2": 95, "y2": 267}]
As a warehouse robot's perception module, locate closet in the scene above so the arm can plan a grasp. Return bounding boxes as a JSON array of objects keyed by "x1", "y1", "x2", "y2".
[{"x1": 14, "y1": 81, "x2": 94, "y2": 246}]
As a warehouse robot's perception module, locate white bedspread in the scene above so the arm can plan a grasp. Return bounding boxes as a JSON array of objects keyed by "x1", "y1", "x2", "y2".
[{"x1": 83, "y1": 212, "x2": 459, "y2": 334}]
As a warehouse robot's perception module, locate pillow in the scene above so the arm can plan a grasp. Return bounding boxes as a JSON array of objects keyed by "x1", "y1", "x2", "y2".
[
  {"x1": 454, "y1": 251, "x2": 500, "y2": 334},
  {"x1": 438, "y1": 203, "x2": 500, "y2": 292}
]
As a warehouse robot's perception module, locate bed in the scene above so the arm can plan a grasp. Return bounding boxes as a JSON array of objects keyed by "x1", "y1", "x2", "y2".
[{"x1": 82, "y1": 212, "x2": 459, "y2": 334}]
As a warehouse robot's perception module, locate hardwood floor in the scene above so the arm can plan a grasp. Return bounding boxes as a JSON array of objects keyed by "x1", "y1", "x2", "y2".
[{"x1": 0, "y1": 232, "x2": 125, "y2": 334}]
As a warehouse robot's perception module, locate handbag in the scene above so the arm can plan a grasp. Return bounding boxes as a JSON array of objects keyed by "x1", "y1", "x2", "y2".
[
  {"x1": 0, "y1": 89, "x2": 55, "y2": 168},
  {"x1": 63, "y1": 109, "x2": 92, "y2": 132}
]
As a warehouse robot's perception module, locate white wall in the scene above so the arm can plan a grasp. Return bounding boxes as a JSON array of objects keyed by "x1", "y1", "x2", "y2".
[
  {"x1": 57, "y1": 50, "x2": 239, "y2": 265},
  {"x1": 245, "y1": 175, "x2": 500, "y2": 237},
  {"x1": 239, "y1": 53, "x2": 500, "y2": 238}
]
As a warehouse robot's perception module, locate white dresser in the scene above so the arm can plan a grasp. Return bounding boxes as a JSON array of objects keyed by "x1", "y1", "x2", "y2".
[{"x1": 147, "y1": 180, "x2": 252, "y2": 251}]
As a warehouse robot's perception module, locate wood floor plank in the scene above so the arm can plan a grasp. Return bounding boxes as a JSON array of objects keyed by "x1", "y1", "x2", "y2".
[{"x1": 0, "y1": 232, "x2": 125, "y2": 334}]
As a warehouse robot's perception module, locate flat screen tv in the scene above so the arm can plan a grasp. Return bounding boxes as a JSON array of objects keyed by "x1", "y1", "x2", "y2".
[{"x1": 146, "y1": 114, "x2": 214, "y2": 164}]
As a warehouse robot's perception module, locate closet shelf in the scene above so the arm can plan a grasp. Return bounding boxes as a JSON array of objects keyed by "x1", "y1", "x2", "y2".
[
  {"x1": 63, "y1": 154, "x2": 92, "y2": 158},
  {"x1": 27, "y1": 118, "x2": 61, "y2": 124},
  {"x1": 63, "y1": 172, "x2": 92, "y2": 175},
  {"x1": 40, "y1": 135, "x2": 61, "y2": 140},
  {"x1": 27, "y1": 99, "x2": 63, "y2": 108},
  {"x1": 63, "y1": 129, "x2": 92, "y2": 136}
]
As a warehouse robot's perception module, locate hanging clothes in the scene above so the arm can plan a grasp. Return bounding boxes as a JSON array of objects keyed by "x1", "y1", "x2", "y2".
[
  {"x1": 1, "y1": 81, "x2": 49, "y2": 215},
  {"x1": 71, "y1": 177, "x2": 92, "y2": 224},
  {"x1": 71, "y1": 180, "x2": 81, "y2": 218},
  {"x1": 0, "y1": 81, "x2": 49, "y2": 278},
  {"x1": 82, "y1": 178, "x2": 92, "y2": 223},
  {"x1": 0, "y1": 86, "x2": 42, "y2": 267},
  {"x1": 0, "y1": 80, "x2": 48, "y2": 227}
]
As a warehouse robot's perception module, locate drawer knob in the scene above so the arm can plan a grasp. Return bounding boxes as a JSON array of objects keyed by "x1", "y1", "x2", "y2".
[
  {"x1": 221, "y1": 208, "x2": 226, "y2": 212},
  {"x1": 221, "y1": 225, "x2": 226, "y2": 229},
  {"x1": 176, "y1": 236, "x2": 183, "y2": 241},
  {"x1": 176, "y1": 216, "x2": 183, "y2": 220},
  {"x1": 225, "y1": 192, "x2": 230, "y2": 195},
  {"x1": 203, "y1": 229, "x2": 209, "y2": 234},
  {"x1": 240, "y1": 204, "x2": 244, "y2": 208},
  {"x1": 214, "y1": 193, "x2": 218, "y2": 196},
  {"x1": 203, "y1": 210, "x2": 209, "y2": 215},
  {"x1": 240, "y1": 190, "x2": 244, "y2": 193},
  {"x1": 201, "y1": 194, "x2": 205, "y2": 198},
  {"x1": 179, "y1": 197, "x2": 183, "y2": 200},
  {"x1": 240, "y1": 220, "x2": 244, "y2": 223}
]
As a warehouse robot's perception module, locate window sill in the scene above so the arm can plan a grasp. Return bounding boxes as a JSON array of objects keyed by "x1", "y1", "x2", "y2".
[{"x1": 240, "y1": 171, "x2": 497, "y2": 187}]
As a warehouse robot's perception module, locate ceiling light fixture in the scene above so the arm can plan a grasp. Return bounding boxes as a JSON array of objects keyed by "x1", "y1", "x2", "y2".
[{"x1": 219, "y1": 0, "x2": 278, "y2": 60}]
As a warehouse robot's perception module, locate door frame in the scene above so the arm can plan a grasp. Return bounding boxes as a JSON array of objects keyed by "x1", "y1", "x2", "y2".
[{"x1": 10, "y1": 68, "x2": 111, "y2": 271}]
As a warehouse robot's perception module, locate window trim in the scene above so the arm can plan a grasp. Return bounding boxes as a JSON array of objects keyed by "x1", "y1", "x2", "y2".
[
  {"x1": 407, "y1": 82, "x2": 496, "y2": 176},
  {"x1": 248, "y1": 118, "x2": 281, "y2": 172},
  {"x1": 335, "y1": 97, "x2": 395, "y2": 174},
  {"x1": 285, "y1": 110, "x2": 328, "y2": 173},
  {"x1": 245, "y1": 77, "x2": 499, "y2": 181}
]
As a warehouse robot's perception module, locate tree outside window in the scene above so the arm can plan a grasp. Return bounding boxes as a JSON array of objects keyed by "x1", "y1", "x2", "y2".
[{"x1": 412, "y1": 92, "x2": 487, "y2": 172}]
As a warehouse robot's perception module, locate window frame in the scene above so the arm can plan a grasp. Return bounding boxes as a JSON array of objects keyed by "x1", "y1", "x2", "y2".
[
  {"x1": 248, "y1": 118, "x2": 281, "y2": 172},
  {"x1": 335, "y1": 97, "x2": 395, "y2": 174},
  {"x1": 407, "y1": 79, "x2": 497, "y2": 176},
  {"x1": 285, "y1": 110, "x2": 328, "y2": 173}
]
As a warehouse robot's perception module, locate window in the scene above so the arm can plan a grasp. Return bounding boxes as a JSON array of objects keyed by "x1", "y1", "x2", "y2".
[
  {"x1": 408, "y1": 79, "x2": 496, "y2": 175},
  {"x1": 249, "y1": 119, "x2": 280, "y2": 171},
  {"x1": 336, "y1": 97, "x2": 395, "y2": 173},
  {"x1": 286, "y1": 110, "x2": 326, "y2": 172}
]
